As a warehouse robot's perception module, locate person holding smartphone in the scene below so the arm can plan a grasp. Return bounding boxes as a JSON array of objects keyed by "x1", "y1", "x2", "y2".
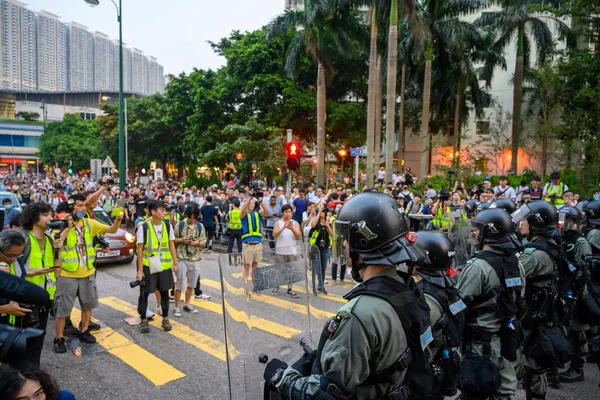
[{"x1": 272, "y1": 204, "x2": 301, "y2": 298}]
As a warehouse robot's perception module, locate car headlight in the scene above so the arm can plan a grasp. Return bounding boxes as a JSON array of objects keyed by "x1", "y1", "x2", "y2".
[{"x1": 125, "y1": 232, "x2": 134, "y2": 243}]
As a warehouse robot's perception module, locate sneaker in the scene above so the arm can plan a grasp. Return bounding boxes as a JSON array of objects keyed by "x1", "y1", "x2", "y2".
[
  {"x1": 53, "y1": 337, "x2": 67, "y2": 354},
  {"x1": 286, "y1": 289, "x2": 299, "y2": 298},
  {"x1": 183, "y1": 305, "x2": 198, "y2": 314},
  {"x1": 559, "y1": 368, "x2": 584, "y2": 383},
  {"x1": 162, "y1": 317, "x2": 173, "y2": 331},
  {"x1": 195, "y1": 293, "x2": 211, "y2": 300},
  {"x1": 79, "y1": 329, "x2": 97, "y2": 344},
  {"x1": 332, "y1": 280, "x2": 337, "y2": 286},
  {"x1": 317, "y1": 286, "x2": 328, "y2": 295},
  {"x1": 272, "y1": 287, "x2": 279, "y2": 294},
  {"x1": 173, "y1": 307, "x2": 182, "y2": 317},
  {"x1": 64, "y1": 320, "x2": 80, "y2": 337},
  {"x1": 155, "y1": 305, "x2": 162, "y2": 316},
  {"x1": 139, "y1": 319, "x2": 150, "y2": 333},
  {"x1": 80, "y1": 321, "x2": 101, "y2": 331}
]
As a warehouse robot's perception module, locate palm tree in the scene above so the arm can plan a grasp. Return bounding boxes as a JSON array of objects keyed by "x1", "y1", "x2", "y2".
[
  {"x1": 416, "y1": 0, "x2": 488, "y2": 180},
  {"x1": 476, "y1": 0, "x2": 569, "y2": 174},
  {"x1": 365, "y1": 5, "x2": 378, "y2": 187},
  {"x1": 267, "y1": 0, "x2": 365, "y2": 186},
  {"x1": 444, "y1": 30, "x2": 506, "y2": 167}
]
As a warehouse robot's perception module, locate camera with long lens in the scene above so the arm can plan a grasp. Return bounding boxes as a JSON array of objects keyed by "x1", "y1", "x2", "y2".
[
  {"x1": 46, "y1": 219, "x2": 66, "y2": 231},
  {"x1": 130, "y1": 277, "x2": 145, "y2": 288},
  {"x1": 98, "y1": 178, "x2": 115, "y2": 185},
  {"x1": 18, "y1": 303, "x2": 40, "y2": 329}
]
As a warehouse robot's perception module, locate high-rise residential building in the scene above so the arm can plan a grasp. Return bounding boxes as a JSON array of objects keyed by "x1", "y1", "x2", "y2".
[
  {"x1": 284, "y1": 0, "x2": 304, "y2": 11},
  {"x1": 93, "y1": 31, "x2": 109, "y2": 90},
  {"x1": 36, "y1": 11, "x2": 67, "y2": 91},
  {"x1": 0, "y1": 1, "x2": 165, "y2": 94},
  {"x1": 1, "y1": 0, "x2": 36, "y2": 90}
]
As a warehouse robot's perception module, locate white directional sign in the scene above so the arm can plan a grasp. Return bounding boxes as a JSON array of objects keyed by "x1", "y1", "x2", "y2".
[{"x1": 102, "y1": 156, "x2": 116, "y2": 169}]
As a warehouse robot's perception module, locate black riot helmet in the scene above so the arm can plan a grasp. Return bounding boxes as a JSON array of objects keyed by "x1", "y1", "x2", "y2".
[
  {"x1": 583, "y1": 200, "x2": 600, "y2": 226},
  {"x1": 489, "y1": 198, "x2": 516, "y2": 214},
  {"x1": 464, "y1": 200, "x2": 480, "y2": 217},
  {"x1": 471, "y1": 208, "x2": 521, "y2": 251},
  {"x1": 411, "y1": 231, "x2": 454, "y2": 272},
  {"x1": 558, "y1": 206, "x2": 582, "y2": 232},
  {"x1": 476, "y1": 202, "x2": 490, "y2": 214},
  {"x1": 511, "y1": 200, "x2": 558, "y2": 236},
  {"x1": 333, "y1": 192, "x2": 426, "y2": 282}
]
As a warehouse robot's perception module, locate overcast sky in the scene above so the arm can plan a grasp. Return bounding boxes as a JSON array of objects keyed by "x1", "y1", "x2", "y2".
[{"x1": 25, "y1": 0, "x2": 284, "y2": 76}]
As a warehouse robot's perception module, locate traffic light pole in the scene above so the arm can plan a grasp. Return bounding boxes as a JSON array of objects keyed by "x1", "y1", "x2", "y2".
[
  {"x1": 355, "y1": 155, "x2": 360, "y2": 191},
  {"x1": 286, "y1": 129, "x2": 292, "y2": 200}
]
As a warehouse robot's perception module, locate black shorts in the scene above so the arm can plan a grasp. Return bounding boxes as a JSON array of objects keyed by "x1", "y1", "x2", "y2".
[{"x1": 142, "y1": 266, "x2": 175, "y2": 294}]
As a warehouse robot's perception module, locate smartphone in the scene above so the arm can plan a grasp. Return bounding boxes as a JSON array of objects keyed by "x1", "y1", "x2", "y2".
[{"x1": 112, "y1": 208, "x2": 124, "y2": 217}]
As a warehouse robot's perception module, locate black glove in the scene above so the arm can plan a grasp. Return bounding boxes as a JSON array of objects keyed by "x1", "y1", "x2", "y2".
[{"x1": 263, "y1": 358, "x2": 288, "y2": 382}]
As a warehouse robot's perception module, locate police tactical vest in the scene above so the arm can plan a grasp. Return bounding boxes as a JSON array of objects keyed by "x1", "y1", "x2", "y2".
[
  {"x1": 526, "y1": 238, "x2": 572, "y2": 294},
  {"x1": 418, "y1": 279, "x2": 466, "y2": 348},
  {"x1": 345, "y1": 274, "x2": 433, "y2": 400},
  {"x1": 469, "y1": 250, "x2": 524, "y2": 321}
]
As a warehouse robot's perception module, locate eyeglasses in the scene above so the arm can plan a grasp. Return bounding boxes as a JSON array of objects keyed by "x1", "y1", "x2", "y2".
[{"x1": 1, "y1": 248, "x2": 24, "y2": 259}]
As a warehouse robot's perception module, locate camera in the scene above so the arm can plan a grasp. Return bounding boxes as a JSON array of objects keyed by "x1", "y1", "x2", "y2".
[
  {"x1": 439, "y1": 190, "x2": 450, "y2": 202},
  {"x1": 130, "y1": 277, "x2": 145, "y2": 288},
  {"x1": 19, "y1": 303, "x2": 40, "y2": 329},
  {"x1": 46, "y1": 219, "x2": 66, "y2": 231},
  {"x1": 98, "y1": 178, "x2": 115, "y2": 185},
  {"x1": 164, "y1": 203, "x2": 174, "y2": 212},
  {"x1": 93, "y1": 235, "x2": 110, "y2": 249}
]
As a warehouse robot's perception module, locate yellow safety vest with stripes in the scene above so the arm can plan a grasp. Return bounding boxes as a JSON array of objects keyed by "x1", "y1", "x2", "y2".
[
  {"x1": 544, "y1": 183, "x2": 565, "y2": 206},
  {"x1": 432, "y1": 206, "x2": 451, "y2": 229},
  {"x1": 228, "y1": 209, "x2": 242, "y2": 230},
  {"x1": 142, "y1": 221, "x2": 173, "y2": 270},
  {"x1": 309, "y1": 225, "x2": 332, "y2": 247},
  {"x1": 242, "y1": 212, "x2": 262, "y2": 241},
  {"x1": 62, "y1": 219, "x2": 95, "y2": 272},
  {"x1": 25, "y1": 231, "x2": 57, "y2": 300}
]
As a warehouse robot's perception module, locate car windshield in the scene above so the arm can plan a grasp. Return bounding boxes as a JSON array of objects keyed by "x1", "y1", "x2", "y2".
[
  {"x1": 0, "y1": 194, "x2": 19, "y2": 209},
  {"x1": 93, "y1": 208, "x2": 113, "y2": 225}
]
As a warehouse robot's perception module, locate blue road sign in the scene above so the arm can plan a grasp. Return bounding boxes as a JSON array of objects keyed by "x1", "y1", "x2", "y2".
[{"x1": 350, "y1": 148, "x2": 363, "y2": 157}]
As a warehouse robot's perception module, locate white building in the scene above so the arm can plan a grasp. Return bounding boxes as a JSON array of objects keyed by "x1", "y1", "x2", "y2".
[
  {"x1": 0, "y1": 0, "x2": 36, "y2": 91},
  {"x1": 36, "y1": 11, "x2": 68, "y2": 91},
  {"x1": 93, "y1": 31, "x2": 110, "y2": 91}
]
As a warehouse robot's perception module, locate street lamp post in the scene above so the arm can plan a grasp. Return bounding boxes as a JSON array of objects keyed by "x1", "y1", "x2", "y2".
[{"x1": 86, "y1": 0, "x2": 125, "y2": 191}]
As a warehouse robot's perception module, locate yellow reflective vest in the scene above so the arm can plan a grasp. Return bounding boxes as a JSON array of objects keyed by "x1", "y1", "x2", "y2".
[
  {"x1": 61, "y1": 219, "x2": 95, "y2": 272},
  {"x1": 142, "y1": 221, "x2": 173, "y2": 270},
  {"x1": 544, "y1": 183, "x2": 565, "y2": 206},
  {"x1": 432, "y1": 206, "x2": 451, "y2": 229},
  {"x1": 242, "y1": 212, "x2": 262, "y2": 242},
  {"x1": 228, "y1": 209, "x2": 242, "y2": 230},
  {"x1": 25, "y1": 232, "x2": 57, "y2": 300}
]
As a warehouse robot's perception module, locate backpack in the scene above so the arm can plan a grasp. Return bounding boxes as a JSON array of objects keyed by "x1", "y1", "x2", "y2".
[
  {"x1": 178, "y1": 220, "x2": 203, "y2": 238},
  {"x1": 345, "y1": 274, "x2": 433, "y2": 400},
  {"x1": 419, "y1": 279, "x2": 466, "y2": 348},
  {"x1": 526, "y1": 238, "x2": 572, "y2": 294},
  {"x1": 405, "y1": 173, "x2": 414, "y2": 185}
]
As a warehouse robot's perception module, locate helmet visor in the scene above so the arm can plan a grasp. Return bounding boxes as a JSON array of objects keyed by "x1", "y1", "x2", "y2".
[
  {"x1": 558, "y1": 211, "x2": 581, "y2": 232},
  {"x1": 332, "y1": 219, "x2": 350, "y2": 262},
  {"x1": 511, "y1": 204, "x2": 533, "y2": 225}
]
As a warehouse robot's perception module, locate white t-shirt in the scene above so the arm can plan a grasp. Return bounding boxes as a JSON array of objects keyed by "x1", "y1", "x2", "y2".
[
  {"x1": 136, "y1": 221, "x2": 176, "y2": 245},
  {"x1": 493, "y1": 185, "x2": 517, "y2": 200},
  {"x1": 275, "y1": 219, "x2": 298, "y2": 255},
  {"x1": 377, "y1": 170, "x2": 386, "y2": 180}
]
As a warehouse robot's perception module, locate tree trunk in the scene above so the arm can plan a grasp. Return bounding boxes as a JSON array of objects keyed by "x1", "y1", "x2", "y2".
[
  {"x1": 419, "y1": 44, "x2": 432, "y2": 181},
  {"x1": 511, "y1": 24, "x2": 525, "y2": 174},
  {"x1": 452, "y1": 83, "x2": 462, "y2": 168},
  {"x1": 374, "y1": 54, "x2": 383, "y2": 177},
  {"x1": 385, "y1": 0, "x2": 398, "y2": 183},
  {"x1": 366, "y1": 6, "x2": 378, "y2": 188},
  {"x1": 398, "y1": 62, "x2": 406, "y2": 170},
  {"x1": 316, "y1": 61, "x2": 326, "y2": 186}
]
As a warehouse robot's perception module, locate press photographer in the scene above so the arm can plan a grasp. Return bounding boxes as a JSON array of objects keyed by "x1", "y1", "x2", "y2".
[{"x1": 52, "y1": 194, "x2": 123, "y2": 354}]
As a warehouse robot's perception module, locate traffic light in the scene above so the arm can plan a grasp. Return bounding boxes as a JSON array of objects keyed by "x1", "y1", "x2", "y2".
[
  {"x1": 286, "y1": 141, "x2": 301, "y2": 171},
  {"x1": 67, "y1": 166, "x2": 74, "y2": 174}
]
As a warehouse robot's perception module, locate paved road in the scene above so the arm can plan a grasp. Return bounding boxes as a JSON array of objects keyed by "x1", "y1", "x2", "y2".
[{"x1": 40, "y1": 248, "x2": 600, "y2": 400}]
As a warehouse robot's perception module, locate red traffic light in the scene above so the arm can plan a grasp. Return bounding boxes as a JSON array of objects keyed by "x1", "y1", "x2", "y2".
[
  {"x1": 236, "y1": 152, "x2": 243, "y2": 160},
  {"x1": 286, "y1": 141, "x2": 302, "y2": 171}
]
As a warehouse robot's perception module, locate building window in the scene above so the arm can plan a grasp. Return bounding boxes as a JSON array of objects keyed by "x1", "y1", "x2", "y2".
[{"x1": 476, "y1": 121, "x2": 490, "y2": 135}]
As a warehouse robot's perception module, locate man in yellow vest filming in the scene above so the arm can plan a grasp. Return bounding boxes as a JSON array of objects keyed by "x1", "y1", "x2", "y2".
[
  {"x1": 543, "y1": 171, "x2": 568, "y2": 207},
  {"x1": 19, "y1": 203, "x2": 63, "y2": 365},
  {"x1": 136, "y1": 200, "x2": 178, "y2": 333},
  {"x1": 53, "y1": 193, "x2": 123, "y2": 354}
]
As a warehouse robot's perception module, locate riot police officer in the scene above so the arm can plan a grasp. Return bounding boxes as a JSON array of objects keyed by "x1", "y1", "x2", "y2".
[
  {"x1": 557, "y1": 206, "x2": 591, "y2": 383},
  {"x1": 490, "y1": 199, "x2": 517, "y2": 214},
  {"x1": 464, "y1": 200, "x2": 480, "y2": 219},
  {"x1": 457, "y1": 208, "x2": 525, "y2": 400},
  {"x1": 263, "y1": 192, "x2": 433, "y2": 400},
  {"x1": 410, "y1": 231, "x2": 465, "y2": 400},
  {"x1": 513, "y1": 200, "x2": 573, "y2": 400},
  {"x1": 583, "y1": 200, "x2": 600, "y2": 254}
]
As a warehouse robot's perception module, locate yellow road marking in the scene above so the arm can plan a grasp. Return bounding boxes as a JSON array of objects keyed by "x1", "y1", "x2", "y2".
[
  {"x1": 99, "y1": 296, "x2": 238, "y2": 361},
  {"x1": 70, "y1": 308, "x2": 185, "y2": 386},
  {"x1": 202, "y1": 278, "x2": 335, "y2": 320},
  {"x1": 188, "y1": 296, "x2": 301, "y2": 339},
  {"x1": 287, "y1": 285, "x2": 347, "y2": 304}
]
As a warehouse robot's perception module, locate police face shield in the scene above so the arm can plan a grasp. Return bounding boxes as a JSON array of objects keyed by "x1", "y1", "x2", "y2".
[
  {"x1": 510, "y1": 204, "x2": 533, "y2": 226},
  {"x1": 558, "y1": 211, "x2": 581, "y2": 232},
  {"x1": 332, "y1": 219, "x2": 350, "y2": 262}
]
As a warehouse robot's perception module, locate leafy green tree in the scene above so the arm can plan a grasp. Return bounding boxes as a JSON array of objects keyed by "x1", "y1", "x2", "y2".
[
  {"x1": 267, "y1": 0, "x2": 367, "y2": 185},
  {"x1": 38, "y1": 114, "x2": 103, "y2": 171},
  {"x1": 476, "y1": 0, "x2": 569, "y2": 174}
]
